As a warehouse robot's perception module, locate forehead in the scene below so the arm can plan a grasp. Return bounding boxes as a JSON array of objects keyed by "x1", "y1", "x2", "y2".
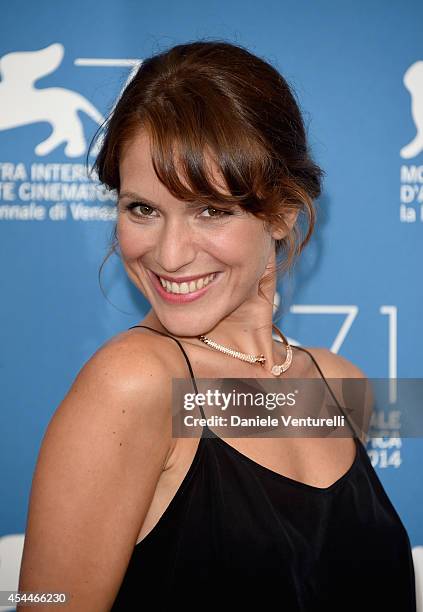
[
  {"x1": 120, "y1": 129, "x2": 152, "y2": 172},
  {"x1": 119, "y1": 129, "x2": 157, "y2": 190}
]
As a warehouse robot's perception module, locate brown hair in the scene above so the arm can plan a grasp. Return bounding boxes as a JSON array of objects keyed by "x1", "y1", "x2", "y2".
[{"x1": 89, "y1": 39, "x2": 324, "y2": 310}]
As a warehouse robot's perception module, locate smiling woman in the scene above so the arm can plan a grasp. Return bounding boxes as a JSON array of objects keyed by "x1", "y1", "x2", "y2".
[
  {"x1": 112, "y1": 125, "x2": 291, "y2": 332},
  {"x1": 17, "y1": 40, "x2": 416, "y2": 611},
  {"x1": 93, "y1": 39, "x2": 322, "y2": 332}
]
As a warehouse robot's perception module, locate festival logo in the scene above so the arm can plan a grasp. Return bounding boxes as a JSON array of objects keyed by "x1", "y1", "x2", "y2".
[
  {"x1": 0, "y1": 43, "x2": 141, "y2": 222},
  {"x1": 0, "y1": 43, "x2": 104, "y2": 157},
  {"x1": 400, "y1": 60, "x2": 423, "y2": 224},
  {"x1": 400, "y1": 61, "x2": 423, "y2": 160}
]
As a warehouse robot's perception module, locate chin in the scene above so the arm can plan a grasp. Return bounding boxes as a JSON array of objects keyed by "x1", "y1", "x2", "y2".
[{"x1": 157, "y1": 314, "x2": 217, "y2": 339}]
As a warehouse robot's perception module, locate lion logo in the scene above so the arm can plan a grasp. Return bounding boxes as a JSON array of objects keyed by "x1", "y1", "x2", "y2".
[
  {"x1": 401, "y1": 61, "x2": 423, "y2": 159},
  {"x1": 0, "y1": 43, "x2": 104, "y2": 157}
]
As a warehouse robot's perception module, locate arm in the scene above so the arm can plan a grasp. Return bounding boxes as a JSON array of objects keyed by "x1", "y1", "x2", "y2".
[{"x1": 17, "y1": 333, "x2": 173, "y2": 611}]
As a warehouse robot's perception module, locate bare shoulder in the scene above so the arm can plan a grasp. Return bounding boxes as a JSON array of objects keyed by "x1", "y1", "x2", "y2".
[
  {"x1": 302, "y1": 346, "x2": 368, "y2": 378},
  {"x1": 302, "y1": 347, "x2": 373, "y2": 442},
  {"x1": 96, "y1": 324, "x2": 176, "y2": 371},
  {"x1": 17, "y1": 328, "x2": 176, "y2": 611},
  {"x1": 56, "y1": 327, "x2": 175, "y2": 433}
]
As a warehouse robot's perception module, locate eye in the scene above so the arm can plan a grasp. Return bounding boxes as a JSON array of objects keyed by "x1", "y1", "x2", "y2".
[
  {"x1": 124, "y1": 202, "x2": 156, "y2": 217},
  {"x1": 122, "y1": 201, "x2": 235, "y2": 221},
  {"x1": 200, "y1": 206, "x2": 233, "y2": 219}
]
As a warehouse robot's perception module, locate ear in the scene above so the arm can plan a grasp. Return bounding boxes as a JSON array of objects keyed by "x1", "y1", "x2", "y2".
[{"x1": 270, "y1": 209, "x2": 299, "y2": 241}]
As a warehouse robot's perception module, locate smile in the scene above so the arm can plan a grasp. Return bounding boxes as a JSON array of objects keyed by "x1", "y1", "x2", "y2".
[
  {"x1": 159, "y1": 272, "x2": 216, "y2": 294},
  {"x1": 147, "y1": 269, "x2": 221, "y2": 304}
]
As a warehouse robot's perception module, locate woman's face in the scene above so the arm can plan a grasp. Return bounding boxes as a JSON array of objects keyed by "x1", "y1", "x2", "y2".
[{"x1": 117, "y1": 129, "x2": 282, "y2": 337}]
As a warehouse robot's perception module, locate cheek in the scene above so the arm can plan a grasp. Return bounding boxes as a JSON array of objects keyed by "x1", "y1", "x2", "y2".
[
  {"x1": 116, "y1": 219, "x2": 150, "y2": 260},
  {"x1": 210, "y1": 218, "x2": 261, "y2": 247},
  {"x1": 209, "y1": 223, "x2": 271, "y2": 271}
]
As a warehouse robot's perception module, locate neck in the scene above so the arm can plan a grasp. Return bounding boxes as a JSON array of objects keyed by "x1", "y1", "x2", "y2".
[{"x1": 140, "y1": 310, "x2": 288, "y2": 375}]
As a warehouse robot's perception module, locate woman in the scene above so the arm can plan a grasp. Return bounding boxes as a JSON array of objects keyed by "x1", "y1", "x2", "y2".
[{"x1": 18, "y1": 41, "x2": 416, "y2": 610}]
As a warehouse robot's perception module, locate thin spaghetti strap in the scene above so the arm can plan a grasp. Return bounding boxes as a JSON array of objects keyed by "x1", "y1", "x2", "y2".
[
  {"x1": 293, "y1": 345, "x2": 358, "y2": 439},
  {"x1": 128, "y1": 325, "x2": 211, "y2": 438},
  {"x1": 128, "y1": 324, "x2": 205, "y2": 411}
]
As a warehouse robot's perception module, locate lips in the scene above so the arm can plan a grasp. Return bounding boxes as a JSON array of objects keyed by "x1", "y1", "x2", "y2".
[
  {"x1": 147, "y1": 269, "x2": 221, "y2": 304},
  {"x1": 155, "y1": 271, "x2": 215, "y2": 284}
]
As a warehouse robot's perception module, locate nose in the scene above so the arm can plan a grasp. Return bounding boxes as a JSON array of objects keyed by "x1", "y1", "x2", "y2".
[{"x1": 154, "y1": 216, "x2": 197, "y2": 272}]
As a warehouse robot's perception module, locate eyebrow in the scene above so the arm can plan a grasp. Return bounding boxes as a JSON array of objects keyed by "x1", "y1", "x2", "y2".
[{"x1": 118, "y1": 190, "x2": 203, "y2": 210}]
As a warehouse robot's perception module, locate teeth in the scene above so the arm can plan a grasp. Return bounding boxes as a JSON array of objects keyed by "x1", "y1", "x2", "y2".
[{"x1": 159, "y1": 273, "x2": 216, "y2": 294}]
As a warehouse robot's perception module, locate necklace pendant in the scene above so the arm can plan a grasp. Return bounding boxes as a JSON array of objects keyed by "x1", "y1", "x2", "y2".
[{"x1": 197, "y1": 324, "x2": 293, "y2": 375}]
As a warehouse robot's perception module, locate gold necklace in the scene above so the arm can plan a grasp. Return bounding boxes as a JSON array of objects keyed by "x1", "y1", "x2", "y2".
[{"x1": 198, "y1": 324, "x2": 293, "y2": 376}]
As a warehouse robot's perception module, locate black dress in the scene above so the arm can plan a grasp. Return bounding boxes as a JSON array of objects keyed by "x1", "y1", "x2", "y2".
[{"x1": 110, "y1": 325, "x2": 416, "y2": 610}]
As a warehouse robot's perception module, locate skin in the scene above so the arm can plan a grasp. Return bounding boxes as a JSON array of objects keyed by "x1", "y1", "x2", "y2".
[{"x1": 117, "y1": 127, "x2": 298, "y2": 370}]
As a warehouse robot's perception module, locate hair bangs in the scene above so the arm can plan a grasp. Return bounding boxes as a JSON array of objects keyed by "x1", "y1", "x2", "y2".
[{"x1": 143, "y1": 92, "x2": 269, "y2": 212}]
